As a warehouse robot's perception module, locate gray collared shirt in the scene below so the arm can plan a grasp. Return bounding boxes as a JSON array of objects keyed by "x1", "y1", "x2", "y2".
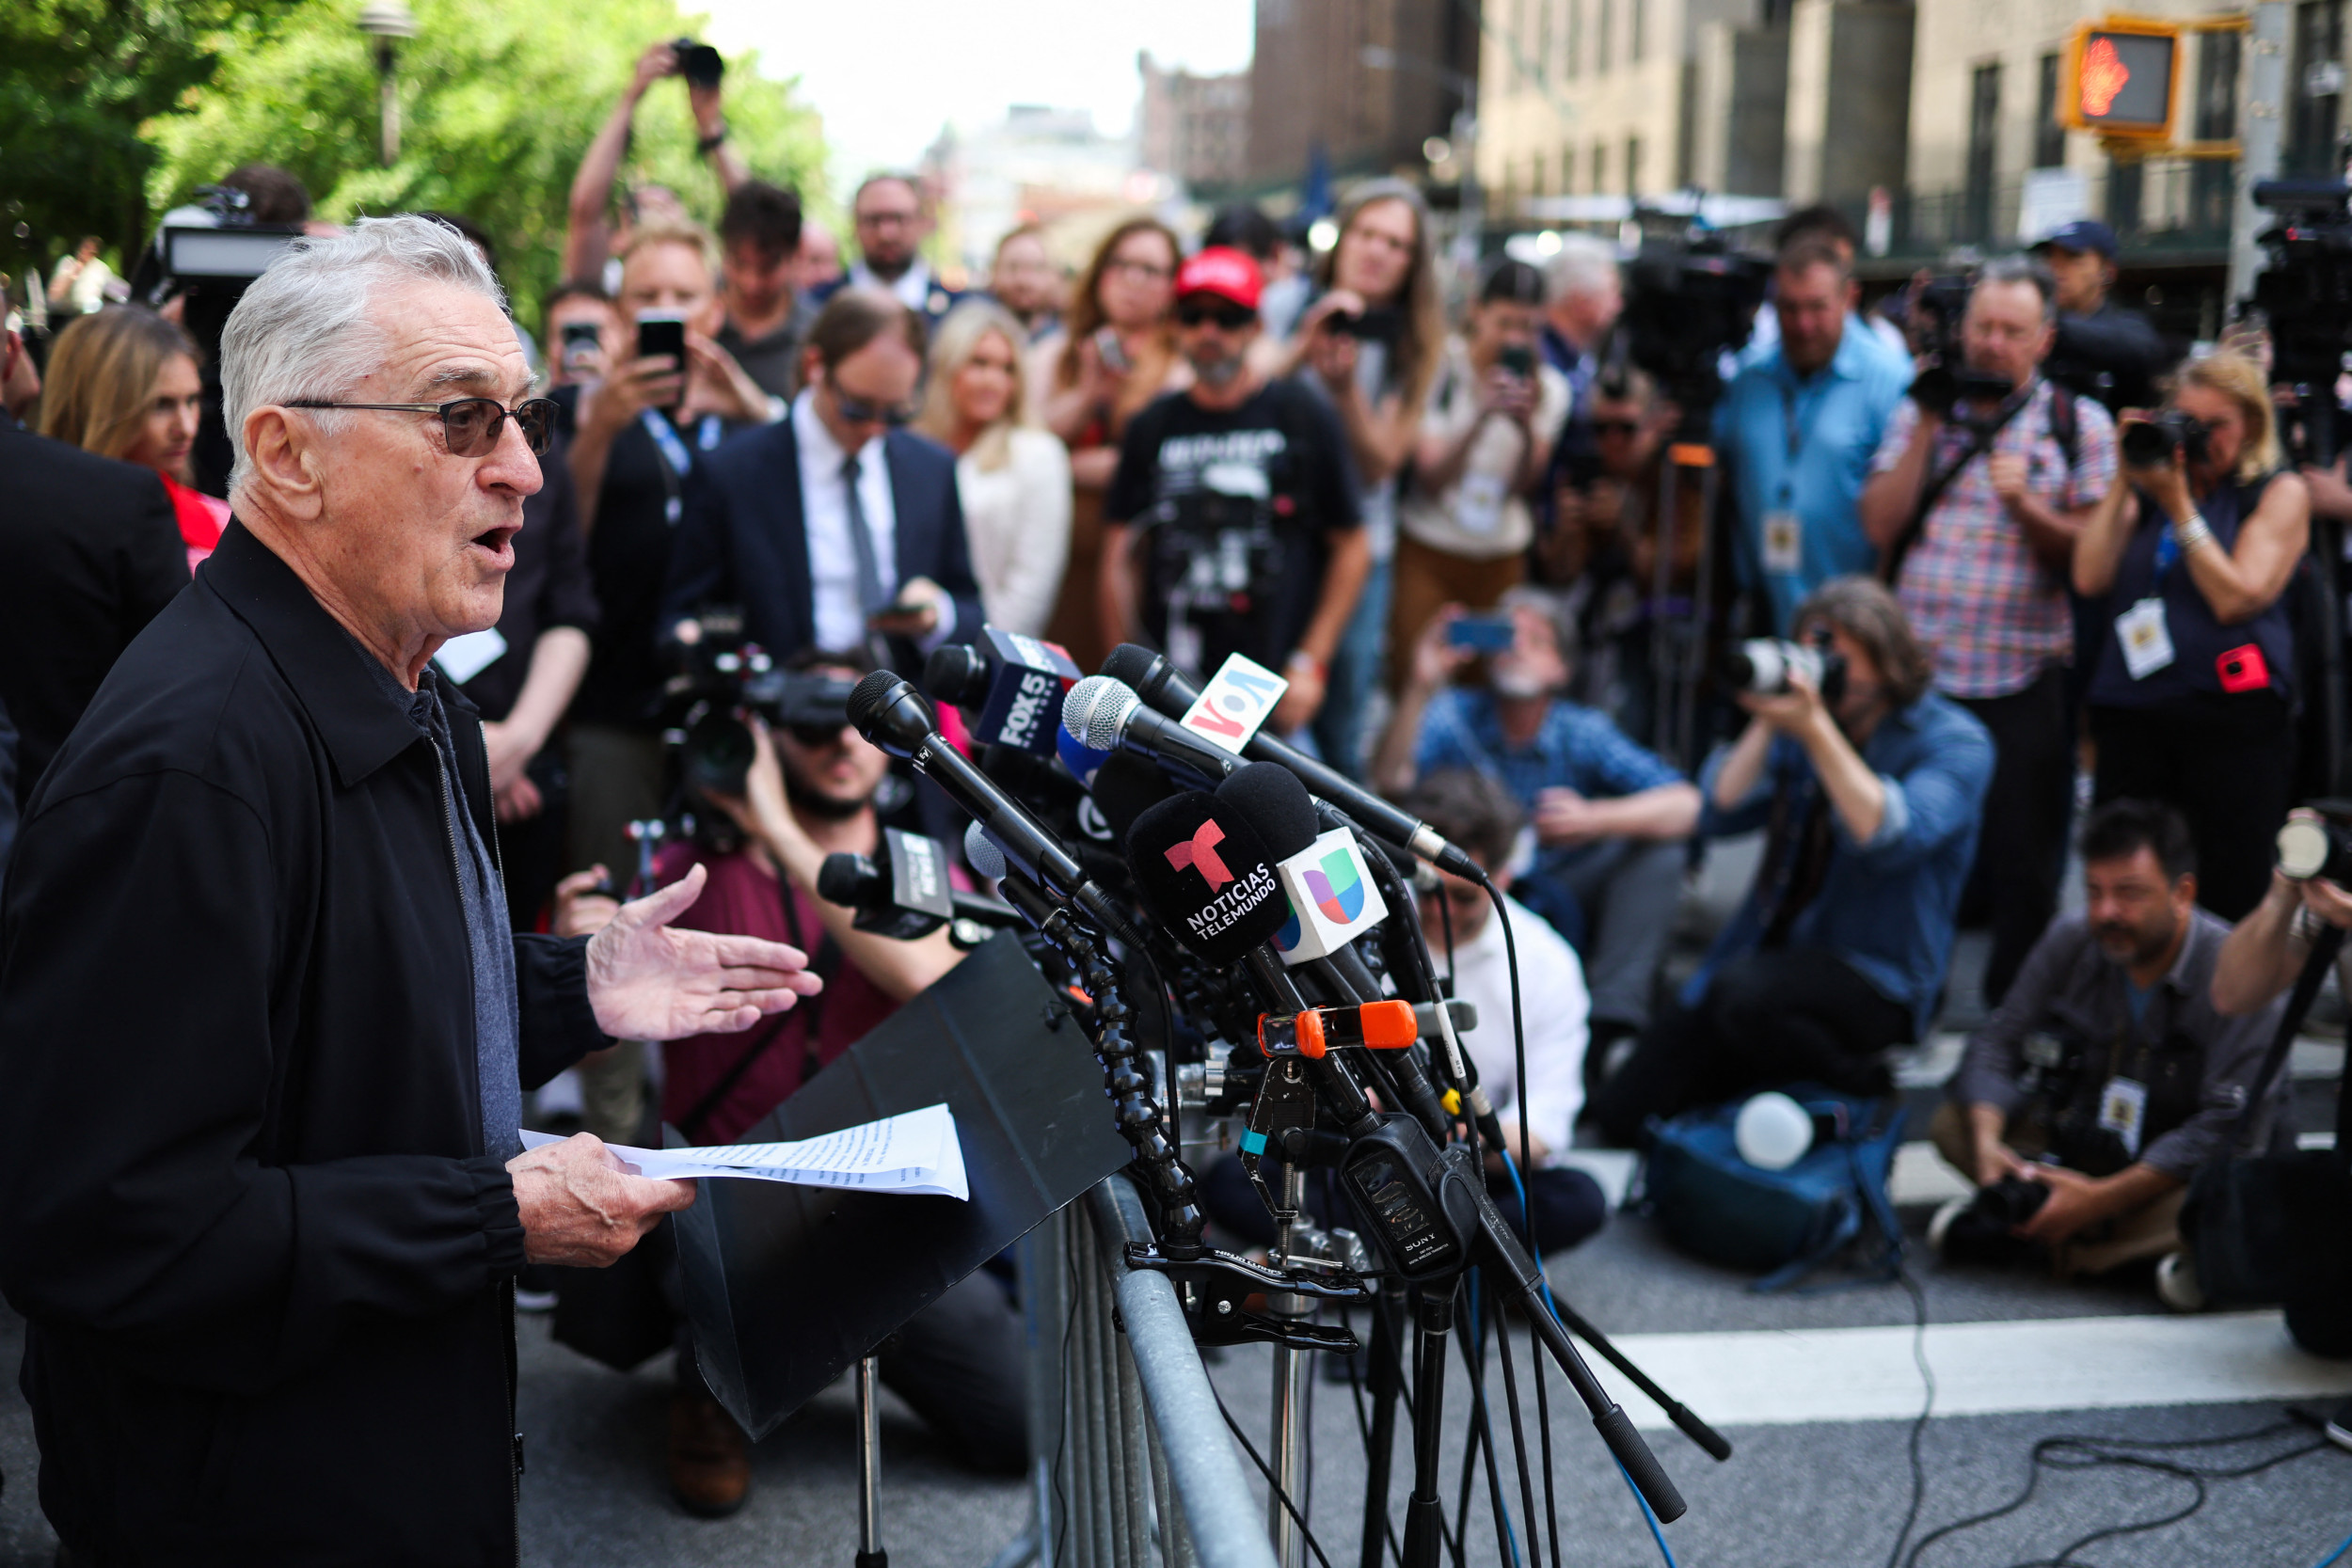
[
  {"x1": 1951, "y1": 908, "x2": 2290, "y2": 1179},
  {"x1": 353, "y1": 639, "x2": 523, "y2": 1160}
]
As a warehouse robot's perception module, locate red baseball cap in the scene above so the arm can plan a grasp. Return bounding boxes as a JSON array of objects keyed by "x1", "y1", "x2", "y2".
[{"x1": 1174, "y1": 246, "x2": 1263, "y2": 312}]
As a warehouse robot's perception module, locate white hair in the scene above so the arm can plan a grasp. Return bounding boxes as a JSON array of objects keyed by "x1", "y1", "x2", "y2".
[
  {"x1": 220, "y1": 214, "x2": 506, "y2": 500},
  {"x1": 1544, "y1": 233, "x2": 1620, "y2": 306}
]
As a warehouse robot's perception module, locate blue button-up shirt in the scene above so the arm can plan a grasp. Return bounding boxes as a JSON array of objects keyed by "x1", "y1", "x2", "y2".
[
  {"x1": 1713, "y1": 327, "x2": 1914, "y2": 632},
  {"x1": 1416, "y1": 689, "x2": 1683, "y2": 811},
  {"x1": 1688, "y1": 692, "x2": 1993, "y2": 1037}
]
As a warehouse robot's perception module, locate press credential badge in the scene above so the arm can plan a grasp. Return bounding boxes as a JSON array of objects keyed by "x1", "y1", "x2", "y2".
[
  {"x1": 2116, "y1": 597, "x2": 2175, "y2": 680},
  {"x1": 1762, "y1": 511, "x2": 1803, "y2": 575}
]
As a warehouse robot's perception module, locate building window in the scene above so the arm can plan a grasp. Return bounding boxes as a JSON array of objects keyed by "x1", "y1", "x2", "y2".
[
  {"x1": 1567, "y1": 0, "x2": 1582, "y2": 78},
  {"x1": 1593, "y1": 140, "x2": 1608, "y2": 192},
  {"x1": 2290, "y1": 0, "x2": 2346, "y2": 176},
  {"x1": 1966, "y1": 62, "x2": 2001, "y2": 243},
  {"x1": 2107, "y1": 156, "x2": 2144, "y2": 236},
  {"x1": 1565, "y1": 142, "x2": 1580, "y2": 193},
  {"x1": 2192, "y1": 30, "x2": 2243, "y2": 233},
  {"x1": 1630, "y1": 0, "x2": 1645, "y2": 63},
  {"x1": 2034, "y1": 53, "x2": 2066, "y2": 167},
  {"x1": 1537, "y1": 0, "x2": 1553, "y2": 86},
  {"x1": 1627, "y1": 135, "x2": 1644, "y2": 197},
  {"x1": 1597, "y1": 0, "x2": 1613, "y2": 73}
]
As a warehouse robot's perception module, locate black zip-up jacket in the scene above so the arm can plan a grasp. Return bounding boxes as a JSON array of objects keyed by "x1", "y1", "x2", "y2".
[{"x1": 0, "y1": 522, "x2": 610, "y2": 1564}]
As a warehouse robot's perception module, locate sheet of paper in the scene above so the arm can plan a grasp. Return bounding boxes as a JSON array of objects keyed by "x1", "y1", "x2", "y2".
[{"x1": 520, "y1": 1102, "x2": 968, "y2": 1200}]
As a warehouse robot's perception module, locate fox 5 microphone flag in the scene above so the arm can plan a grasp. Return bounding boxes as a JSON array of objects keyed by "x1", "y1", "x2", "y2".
[{"x1": 1271, "y1": 828, "x2": 1390, "y2": 963}]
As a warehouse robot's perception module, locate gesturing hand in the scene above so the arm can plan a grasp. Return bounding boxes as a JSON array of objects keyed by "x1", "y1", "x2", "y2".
[
  {"x1": 509, "y1": 1132, "x2": 694, "y2": 1267},
  {"x1": 584, "y1": 862, "x2": 824, "y2": 1040}
]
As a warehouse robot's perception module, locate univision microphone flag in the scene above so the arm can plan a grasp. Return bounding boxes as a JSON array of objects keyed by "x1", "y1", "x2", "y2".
[{"x1": 1271, "y1": 827, "x2": 1390, "y2": 964}]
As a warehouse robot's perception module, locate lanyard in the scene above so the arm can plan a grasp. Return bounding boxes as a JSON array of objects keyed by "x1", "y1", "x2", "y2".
[
  {"x1": 1778, "y1": 370, "x2": 1827, "y2": 463},
  {"x1": 641, "y1": 410, "x2": 723, "y2": 523}
]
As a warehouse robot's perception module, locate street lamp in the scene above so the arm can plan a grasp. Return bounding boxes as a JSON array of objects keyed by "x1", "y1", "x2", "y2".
[{"x1": 357, "y1": 0, "x2": 418, "y2": 166}]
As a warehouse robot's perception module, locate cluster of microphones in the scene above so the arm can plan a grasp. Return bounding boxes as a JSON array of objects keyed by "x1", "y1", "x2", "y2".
[{"x1": 816, "y1": 626, "x2": 1708, "y2": 1525}]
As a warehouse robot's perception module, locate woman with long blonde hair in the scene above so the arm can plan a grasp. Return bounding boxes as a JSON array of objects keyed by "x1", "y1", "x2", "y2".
[
  {"x1": 2074, "y1": 348, "x2": 2311, "y2": 916},
  {"x1": 919, "y1": 301, "x2": 1072, "y2": 635},
  {"x1": 1030, "y1": 216, "x2": 1187, "y2": 670},
  {"x1": 40, "y1": 306, "x2": 229, "y2": 571}
]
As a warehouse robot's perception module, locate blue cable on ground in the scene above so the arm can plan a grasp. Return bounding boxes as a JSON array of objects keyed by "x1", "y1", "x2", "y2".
[
  {"x1": 2317, "y1": 1522, "x2": 2352, "y2": 1568},
  {"x1": 1501, "y1": 1150, "x2": 1680, "y2": 1568}
]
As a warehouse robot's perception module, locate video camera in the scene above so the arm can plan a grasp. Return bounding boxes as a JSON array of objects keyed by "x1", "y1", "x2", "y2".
[
  {"x1": 129, "y1": 184, "x2": 304, "y2": 371},
  {"x1": 664, "y1": 609, "x2": 856, "y2": 796},
  {"x1": 1617, "y1": 210, "x2": 1771, "y2": 434},
  {"x1": 2249, "y1": 180, "x2": 2352, "y2": 464},
  {"x1": 1903, "y1": 271, "x2": 2013, "y2": 419}
]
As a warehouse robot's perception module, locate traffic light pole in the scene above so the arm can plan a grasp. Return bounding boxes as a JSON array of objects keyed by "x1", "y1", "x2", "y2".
[{"x1": 2228, "y1": 0, "x2": 2290, "y2": 309}]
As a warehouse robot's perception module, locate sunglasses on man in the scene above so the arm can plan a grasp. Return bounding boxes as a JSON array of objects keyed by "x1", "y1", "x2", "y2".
[
  {"x1": 286, "y1": 397, "x2": 559, "y2": 457},
  {"x1": 1176, "y1": 298, "x2": 1256, "y2": 332},
  {"x1": 828, "y1": 384, "x2": 918, "y2": 427}
]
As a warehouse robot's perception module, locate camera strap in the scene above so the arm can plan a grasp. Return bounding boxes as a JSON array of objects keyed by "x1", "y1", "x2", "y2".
[{"x1": 1879, "y1": 385, "x2": 2037, "y2": 585}]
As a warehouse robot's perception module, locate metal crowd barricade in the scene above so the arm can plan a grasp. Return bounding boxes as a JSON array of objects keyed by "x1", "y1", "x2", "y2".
[{"x1": 993, "y1": 1177, "x2": 1279, "y2": 1568}]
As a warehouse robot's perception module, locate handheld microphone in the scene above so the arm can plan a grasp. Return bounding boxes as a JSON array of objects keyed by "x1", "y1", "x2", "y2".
[
  {"x1": 1101, "y1": 644, "x2": 1488, "y2": 881},
  {"x1": 924, "y1": 627, "x2": 1080, "y2": 755},
  {"x1": 1214, "y1": 764, "x2": 1391, "y2": 965},
  {"x1": 848, "y1": 672, "x2": 1140, "y2": 945},
  {"x1": 1122, "y1": 791, "x2": 1292, "y2": 967},
  {"x1": 816, "y1": 833, "x2": 1021, "y2": 937},
  {"x1": 1062, "y1": 674, "x2": 1238, "y2": 789},
  {"x1": 1056, "y1": 724, "x2": 1115, "y2": 789},
  {"x1": 1089, "y1": 751, "x2": 1178, "y2": 849}
]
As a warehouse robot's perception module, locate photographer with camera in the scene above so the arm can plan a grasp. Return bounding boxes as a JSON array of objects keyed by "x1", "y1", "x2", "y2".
[
  {"x1": 643, "y1": 649, "x2": 1013, "y2": 1512},
  {"x1": 1588, "y1": 578, "x2": 1993, "y2": 1146},
  {"x1": 2213, "y1": 808, "x2": 2352, "y2": 1014},
  {"x1": 1099, "y1": 246, "x2": 1368, "y2": 737},
  {"x1": 2074, "y1": 350, "x2": 2311, "y2": 921},
  {"x1": 1715, "y1": 240, "x2": 1914, "y2": 634},
  {"x1": 563, "y1": 40, "x2": 750, "y2": 292},
  {"x1": 1374, "y1": 594, "x2": 1697, "y2": 1077},
  {"x1": 1387, "y1": 259, "x2": 1568, "y2": 680},
  {"x1": 1859, "y1": 257, "x2": 2118, "y2": 1006},
  {"x1": 1931, "y1": 800, "x2": 2288, "y2": 1293},
  {"x1": 2031, "y1": 220, "x2": 2168, "y2": 414}
]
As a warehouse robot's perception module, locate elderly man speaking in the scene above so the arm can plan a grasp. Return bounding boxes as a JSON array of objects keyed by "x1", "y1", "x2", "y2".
[{"x1": 0, "y1": 215, "x2": 823, "y2": 1564}]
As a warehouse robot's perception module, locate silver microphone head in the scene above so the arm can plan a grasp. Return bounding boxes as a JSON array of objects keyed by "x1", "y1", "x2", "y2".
[
  {"x1": 963, "y1": 820, "x2": 1008, "y2": 881},
  {"x1": 1068, "y1": 674, "x2": 1142, "y2": 755}
]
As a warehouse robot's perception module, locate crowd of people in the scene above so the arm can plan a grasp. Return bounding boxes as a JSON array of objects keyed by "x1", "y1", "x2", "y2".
[{"x1": 4, "y1": 37, "x2": 2351, "y2": 1549}]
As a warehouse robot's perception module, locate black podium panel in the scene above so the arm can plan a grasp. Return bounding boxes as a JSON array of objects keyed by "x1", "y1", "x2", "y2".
[{"x1": 673, "y1": 930, "x2": 1132, "y2": 1438}]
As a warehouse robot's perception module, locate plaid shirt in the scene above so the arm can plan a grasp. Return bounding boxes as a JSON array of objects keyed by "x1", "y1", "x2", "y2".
[{"x1": 1872, "y1": 380, "x2": 2117, "y2": 699}]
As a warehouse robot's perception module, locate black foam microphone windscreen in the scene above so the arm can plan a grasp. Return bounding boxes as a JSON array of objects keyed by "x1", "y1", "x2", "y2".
[
  {"x1": 1124, "y1": 791, "x2": 1290, "y2": 965},
  {"x1": 1215, "y1": 761, "x2": 1320, "y2": 860},
  {"x1": 1090, "y1": 751, "x2": 1177, "y2": 847}
]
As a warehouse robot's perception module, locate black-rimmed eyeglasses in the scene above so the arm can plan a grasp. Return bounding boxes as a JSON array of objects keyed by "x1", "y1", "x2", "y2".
[{"x1": 284, "y1": 397, "x2": 559, "y2": 457}]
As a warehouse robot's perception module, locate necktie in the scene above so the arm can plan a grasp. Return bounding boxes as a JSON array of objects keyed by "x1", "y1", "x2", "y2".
[{"x1": 841, "y1": 451, "x2": 888, "y2": 616}]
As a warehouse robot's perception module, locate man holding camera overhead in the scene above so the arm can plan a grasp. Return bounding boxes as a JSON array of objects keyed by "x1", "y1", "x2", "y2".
[{"x1": 1859, "y1": 258, "x2": 2118, "y2": 1007}]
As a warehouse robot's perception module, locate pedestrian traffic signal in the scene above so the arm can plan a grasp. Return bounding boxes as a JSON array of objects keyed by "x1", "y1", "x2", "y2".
[{"x1": 2061, "y1": 18, "x2": 2181, "y2": 139}]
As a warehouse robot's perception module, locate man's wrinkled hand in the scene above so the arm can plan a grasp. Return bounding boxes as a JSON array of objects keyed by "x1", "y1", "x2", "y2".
[
  {"x1": 585, "y1": 862, "x2": 823, "y2": 1039},
  {"x1": 510, "y1": 1132, "x2": 694, "y2": 1267}
]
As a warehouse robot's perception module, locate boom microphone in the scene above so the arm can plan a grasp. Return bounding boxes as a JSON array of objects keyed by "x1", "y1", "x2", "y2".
[
  {"x1": 848, "y1": 671, "x2": 1139, "y2": 945},
  {"x1": 924, "y1": 627, "x2": 1081, "y2": 755},
  {"x1": 1100, "y1": 644, "x2": 1487, "y2": 881},
  {"x1": 1062, "y1": 675, "x2": 1238, "y2": 788}
]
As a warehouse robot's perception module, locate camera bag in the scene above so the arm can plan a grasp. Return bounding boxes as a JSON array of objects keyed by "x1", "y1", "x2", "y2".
[
  {"x1": 2182, "y1": 924, "x2": 2352, "y2": 1352},
  {"x1": 1638, "y1": 1087, "x2": 1907, "y2": 1292}
]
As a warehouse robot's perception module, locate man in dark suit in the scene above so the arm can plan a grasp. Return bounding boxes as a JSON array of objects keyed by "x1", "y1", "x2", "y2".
[
  {"x1": 660, "y1": 287, "x2": 981, "y2": 671},
  {"x1": 0, "y1": 385, "x2": 188, "y2": 816},
  {"x1": 804, "y1": 174, "x2": 962, "y2": 327}
]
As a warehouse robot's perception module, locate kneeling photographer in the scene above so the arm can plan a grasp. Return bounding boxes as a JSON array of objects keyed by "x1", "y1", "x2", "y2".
[
  {"x1": 634, "y1": 650, "x2": 1021, "y2": 1513},
  {"x1": 1931, "y1": 800, "x2": 2288, "y2": 1291},
  {"x1": 2073, "y1": 350, "x2": 2311, "y2": 920},
  {"x1": 1588, "y1": 578, "x2": 1994, "y2": 1147}
]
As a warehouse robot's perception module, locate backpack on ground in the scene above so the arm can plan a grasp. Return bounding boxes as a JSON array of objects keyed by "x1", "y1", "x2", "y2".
[{"x1": 1638, "y1": 1087, "x2": 1908, "y2": 1292}]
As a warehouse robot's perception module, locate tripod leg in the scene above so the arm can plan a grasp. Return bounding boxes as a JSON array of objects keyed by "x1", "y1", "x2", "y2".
[
  {"x1": 1359, "y1": 1288, "x2": 1404, "y2": 1568},
  {"x1": 1401, "y1": 1289, "x2": 1453, "y2": 1568},
  {"x1": 1269, "y1": 1164, "x2": 1313, "y2": 1568},
  {"x1": 855, "y1": 1354, "x2": 886, "y2": 1568}
]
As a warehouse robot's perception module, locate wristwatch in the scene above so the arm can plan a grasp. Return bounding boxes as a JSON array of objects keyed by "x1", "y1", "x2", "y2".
[{"x1": 696, "y1": 122, "x2": 729, "y2": 155}]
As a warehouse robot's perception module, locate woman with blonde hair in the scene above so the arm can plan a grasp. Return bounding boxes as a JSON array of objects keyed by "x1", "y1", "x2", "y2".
[
  {"x1": 2074, "y1": 349, "x2": 2311, "y2": 917},
  {"x1": 1031, "y1": 215, "x2": 1187, "y2": 670},
  {"x1": 919, "y1": 300, "x2": 1072, "y2": 636},
  {"x1": 40, "y1": 305, "x2": 228, "y2": 571}
]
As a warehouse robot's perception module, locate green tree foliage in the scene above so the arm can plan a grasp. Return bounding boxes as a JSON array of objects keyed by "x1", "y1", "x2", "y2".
[
  {"x1": 0, "y1": 0, "x2": 295, "y2": 283},
  {"x1": 148, "y1": 0, "x2": 825, "y2": 326}
]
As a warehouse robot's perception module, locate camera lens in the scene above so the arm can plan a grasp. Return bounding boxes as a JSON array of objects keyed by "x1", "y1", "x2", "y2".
[
  {"x1": 683, "y1": 712, "x2": 755, "y2": 798},
  {"x1": 2121, "y1": 420, "x2": 2178, "y2": 467}
]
